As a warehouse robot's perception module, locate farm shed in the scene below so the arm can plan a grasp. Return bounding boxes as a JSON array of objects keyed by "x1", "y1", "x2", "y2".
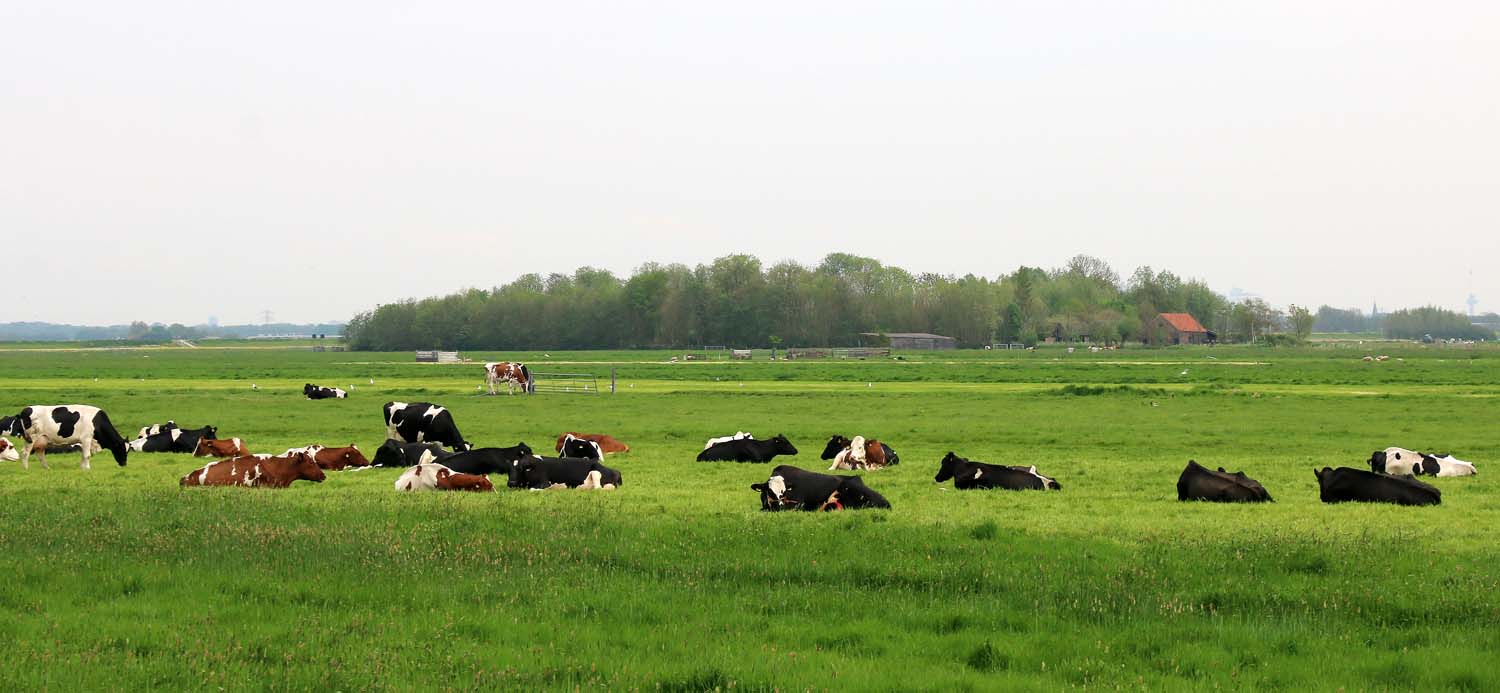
[
  {"x1": 860, "y1": 332, "x2": 957, "y2": 350},
  {"x1": 1149, "y1": 313, "x2": 1211, "y2": 345}
]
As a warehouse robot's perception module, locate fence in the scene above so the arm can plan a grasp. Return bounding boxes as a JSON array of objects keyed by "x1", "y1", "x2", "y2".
[
  {"x1": 786, "y1": 347, "x2": 891, "y2": 360},
  {"x1": 415, "y1": 351, "x2": 460, "y2": 363},
  {"x1": 529, "y1": 372, "x2": 600, "y2": 394}
]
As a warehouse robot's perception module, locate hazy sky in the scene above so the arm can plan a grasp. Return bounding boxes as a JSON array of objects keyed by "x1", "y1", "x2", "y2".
[{"x1": 4, "y1": 2, "x2": 1496, "y2": 325}]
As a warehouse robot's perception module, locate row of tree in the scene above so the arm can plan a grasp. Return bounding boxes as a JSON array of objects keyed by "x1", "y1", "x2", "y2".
[{"x1": 343, "y1": 253, "x2": 1492, "y2": 351}]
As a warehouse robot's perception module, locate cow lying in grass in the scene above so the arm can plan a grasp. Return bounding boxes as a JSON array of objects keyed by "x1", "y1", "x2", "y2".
[
  {"x1": 1315, "y1": 467, "x2": 1440, "y2": 506},
  {"x1": 1369, "y1": 447, "x2": 1477, "y2": 477},
  {"x1": 433, "y1": 445, "x2": 534, "y2": 476},
  {"x1": 704, "y1": 432, "x2": 753, "y2": 449},
  {"x1": 280, "y1": 444, "x2": 370, "y2": 470},
  {"x1": 508, "y1": 456, "x2": 622, "y2": 490},
  {"x1": 1177, "y1": 460, "x2": 1272, "y2": 502},
  {"x1": 180, "y1": 452, "x2": 325, "y2": 488},
  {"x1": 821, "y1": 434, "x2": 899, "y2": 470},
  {"x1": 394, "y1": 463, "x2": 495, "y2": 492},
  {"x1": 194, "y1": 437, "x2": 249, "y2": 458},
  {"x1": 555, "y1": 432, "x2": 629, "y2": 454},
  {"x1": 371, "y1": 440, "x2": 452, "y2": 468},
  {"x1": 750, "y1": 465, "x2": 891, "y2": 511},
  {"x1": 558, "y1": 435, "x2": 604, "y2": 460},
  {"x1": 934, "y1": 452, "x2": 1061, "y2": 491},
  {"x1": 697, "y1": 434, "x2": 798, "y2": 463}
]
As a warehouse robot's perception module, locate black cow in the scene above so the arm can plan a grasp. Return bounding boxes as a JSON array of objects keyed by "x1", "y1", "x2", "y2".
[
  {"x1": 819, "y1": 435, "x2": 900, "y2": 466},
  {"x1": 1315, "y1": 467, "x2": 1441, "y2": 506},
  {"x1": 934, "y1": 452, "x2": 1062, "y2": 491},
  {"x1": 696, "y1": 434, "x2": 798, "y2": 463},
  {"x1": 750, "y1": 465, "x2": 891, "y2": 511},
  {"x1": 304, "y1": 383, "x2": 347, "y2": 400},
  {"x1": 437, "y1": 444, "x2": 534, "y2": 476},
  {"x1": 383, "y1": 401, "x2": 471, "y2": 452},
  {"x1": 559, "y1": 435, "x2": 603, "y2": 460},
  {"x1": 508, "y1": 456, "x2": 622, "y2": 490},
  {"x1": 371, "y1": 439, "x2": 453, "y2": 468},
  {"x1": 1177, "y1": 460, "x2": 1272, "y2": 502}
]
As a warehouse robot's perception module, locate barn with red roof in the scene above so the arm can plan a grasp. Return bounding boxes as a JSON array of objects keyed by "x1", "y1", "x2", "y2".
[{"x1": 1150, "y1": 312, "x2": 1213, "y2": 345}]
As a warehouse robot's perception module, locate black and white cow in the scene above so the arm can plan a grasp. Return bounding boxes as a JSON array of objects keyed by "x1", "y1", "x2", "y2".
[
  {"x1": 1177, "y1": 460, "x2": 1273, "y2": 502},
  {"x1": 1315, "y1": 466, "x2": 1441, "y2": 506},
  {"x1": 304, "y1": 383, "x2": 347, "y2": 400},
  {"x1": 1369, "y1": 447, "x2": 1477, "y2": 477},
  {"x1": 130, "y1": 428, "x2": 180, "y2": 453},
  {"x1": 750, "y1": 465, "x2": 891, "y2": 511},
  {"x1": 371, "y1": 439, "x2": 453, "y2": 468},
  {"x1": 436, "y1": 444, "x2": 534, "y2": 476},
  {"x1": 704, "y1": 432, "x2": 753, "y2": 449},
  {"x1": 167, "y1": 426, "x2": 218, "y2": 454},
  {"x1": 696, "y1": 434, "x2": 798, "y2": 463},
  {"x1": 383, "y1": 401, "x2": 471, "y2": 452},
  {"x1": 0, "y1": 416, "x2": 17, "y2": 436},
  {"x1": 134, "y1": 420, "x2": 178, "y2": 440},
  {"x1": 559, "y1": 434, "x2": 603, "y2": 460},
  {"x1": 508, "y1": 456, "x2": 622, "y2": 490},
  {"x1": 10, "y1": 405, "x2": 129, "y2": 469},
  {"x1": 933, "y1": 452, "x2": 1061, "y2": 491}
]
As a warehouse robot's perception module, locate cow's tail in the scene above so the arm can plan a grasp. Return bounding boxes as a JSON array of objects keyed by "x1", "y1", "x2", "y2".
[{"x1": 92, "y1": 409, "x2": 129, "y2": 466}]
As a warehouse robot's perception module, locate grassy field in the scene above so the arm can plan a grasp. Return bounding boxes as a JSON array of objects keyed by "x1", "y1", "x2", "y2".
[{"x1": 1, "y1": 343, "x2": 1497, "y2": 690}]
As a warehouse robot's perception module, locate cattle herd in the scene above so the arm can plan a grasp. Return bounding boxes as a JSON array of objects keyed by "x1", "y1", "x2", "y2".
[{"x1": 0, "y1": 390, "x2": 1480, "y2": 510}]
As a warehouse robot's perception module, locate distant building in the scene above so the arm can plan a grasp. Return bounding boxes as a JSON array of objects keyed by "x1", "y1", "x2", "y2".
[
  {"x1": 860, "y1": 332, "x2": 957, "y2": 350},
  {"x1": 1149, "y1": 313, "x2": 1211, "y2": 345}
]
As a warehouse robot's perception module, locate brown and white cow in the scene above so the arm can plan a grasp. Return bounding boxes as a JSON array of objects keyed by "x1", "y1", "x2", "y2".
[
  {"x1": 194, "y1": 437, "x2": 249, "y2": 458},
  {"x1": 554, "y1": 432, "x2": 630, "y2": 455},
  {"x1": 822, "y1": 435, "x2": 896, "y2": 471},
  {"x1": 484, "y1": 362, "x2": 532, "y2": 395},
  {"x1": 0, "y1": 437, "x2": 18, "y2": 462},
  {"x1": 180, "y1": 452, "x2": 325, "y2": 488},
  {"x1": 394, "y1": 463, "x2": 495, "y2": 492},
  {"x1": 282, "y1": 444, "x2": 370, "y2": 470}
]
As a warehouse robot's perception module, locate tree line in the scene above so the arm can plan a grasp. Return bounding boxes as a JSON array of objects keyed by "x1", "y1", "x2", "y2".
[{"x1": 343, "y1": 253, "x2": 1492, "y2": 351}]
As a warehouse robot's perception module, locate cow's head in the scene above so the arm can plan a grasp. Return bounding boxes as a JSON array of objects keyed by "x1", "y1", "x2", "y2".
[
  {"x1": 1367, "y1": 450, "x2": 1387, "y2": 474},
  {"x1": 820, "y1": 435, "x2": 852, "y2": 460},
  {"x1": 303, "y1": 384, "x2": 316, "y2": 396},
  {"x1": 834, "y1": 476, "x2": 891, "y2": 509},
  {"x1": 336, "y1": 445, "x2": 370, "y2": 468},
  {"x1": 1313, "y1": 467, "x2": 1334, "y2": 486},
  {"x1": 513, "y1": 442, "x2": 533, "y2": 457},
  {"x1": 372, "y1": 439, "x2": 404, "y2": 467},
  {"x1": 750, "y1": 475, "x2": 795, "y2": 511},
  {"x1": 508, "y1": 456, "x2": 542, "y2": 488},
  {"x1": 769, "y1": 434, "x2": 798, "y2": 456},
  {"x1": 289, "y1": 452, "x2": 326, "y2": 483},
  {"x1": 935, "y1": 452, "x2": 965, "y2": 483}
]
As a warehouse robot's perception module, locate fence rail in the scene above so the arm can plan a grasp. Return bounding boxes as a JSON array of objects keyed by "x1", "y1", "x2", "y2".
[{"x1": 529, "y1": 372, "x2": 599, "y2": 394}]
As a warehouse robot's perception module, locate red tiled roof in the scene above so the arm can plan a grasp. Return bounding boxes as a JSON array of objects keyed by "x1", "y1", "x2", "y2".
[{"x1": 1158, "y1": 313, "x2": 1207, "y2": 333}]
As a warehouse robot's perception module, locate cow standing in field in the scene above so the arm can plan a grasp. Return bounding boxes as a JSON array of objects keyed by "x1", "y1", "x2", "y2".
[
  {"x1": 1177, "y1": 461, "x2": 1272, "y2": 502},
  {"x1": 383, "y1": 402, "x2": 472, "y2": 451},
  {"x1": 555, "y1": 432, "x2": 629, "y2": 455},
  {"x1": 180, "y1": 452, "x2": 326, "y2": 488},
  {"x1": 697, "y1": 435, "x2": 798, "y2": 463},
  {"x1": 394, "y1": 463, "x2": 495, "y2": 492},
  {"x1": 9, "y1": 405, "x2": 129, "y2": 470},
  {"x1": 484, "y1": 362, "x2": 532, "y2": 395},
  {"x1": 933, "y1": 452, "x2": 1062, "y2": 491},
  {"x1": 750, "y1": 465, "x2": 891, "y2": 511}
]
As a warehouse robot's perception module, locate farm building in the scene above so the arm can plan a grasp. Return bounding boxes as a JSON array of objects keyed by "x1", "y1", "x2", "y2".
[
  {"x1": 1149, "y1": 313, "x2": 1212, "y2": 345},
  {"x1": 860, "y1": 332, "x2": 958, "y2": 350}
]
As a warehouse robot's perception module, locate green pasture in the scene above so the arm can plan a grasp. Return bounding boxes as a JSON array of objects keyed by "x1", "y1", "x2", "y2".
[{"x1": 0, "y1": 344, "x2": 1497, "y2": 689}]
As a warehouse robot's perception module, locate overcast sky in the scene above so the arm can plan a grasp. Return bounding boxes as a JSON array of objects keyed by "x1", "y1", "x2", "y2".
[{"x1": 3, "y1": 2, "x2": 1496, "y2": 325}]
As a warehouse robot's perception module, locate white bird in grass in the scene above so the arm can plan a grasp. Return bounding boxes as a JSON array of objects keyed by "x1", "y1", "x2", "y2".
[
  {"x1": 369, "y1": 378, "x2": 374, "y2": 384},
  {"x1": 1178, "y1": 369, "x2": 1189, "y2": 376}
]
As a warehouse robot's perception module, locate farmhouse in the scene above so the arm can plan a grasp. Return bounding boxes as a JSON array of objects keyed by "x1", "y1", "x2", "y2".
[
  {"x1": 860, "y1": 332, "x2": 958, "y2": 350},
  {"x1": 1149, "y1": 313, "x2": 1212, "y2": 345}
]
